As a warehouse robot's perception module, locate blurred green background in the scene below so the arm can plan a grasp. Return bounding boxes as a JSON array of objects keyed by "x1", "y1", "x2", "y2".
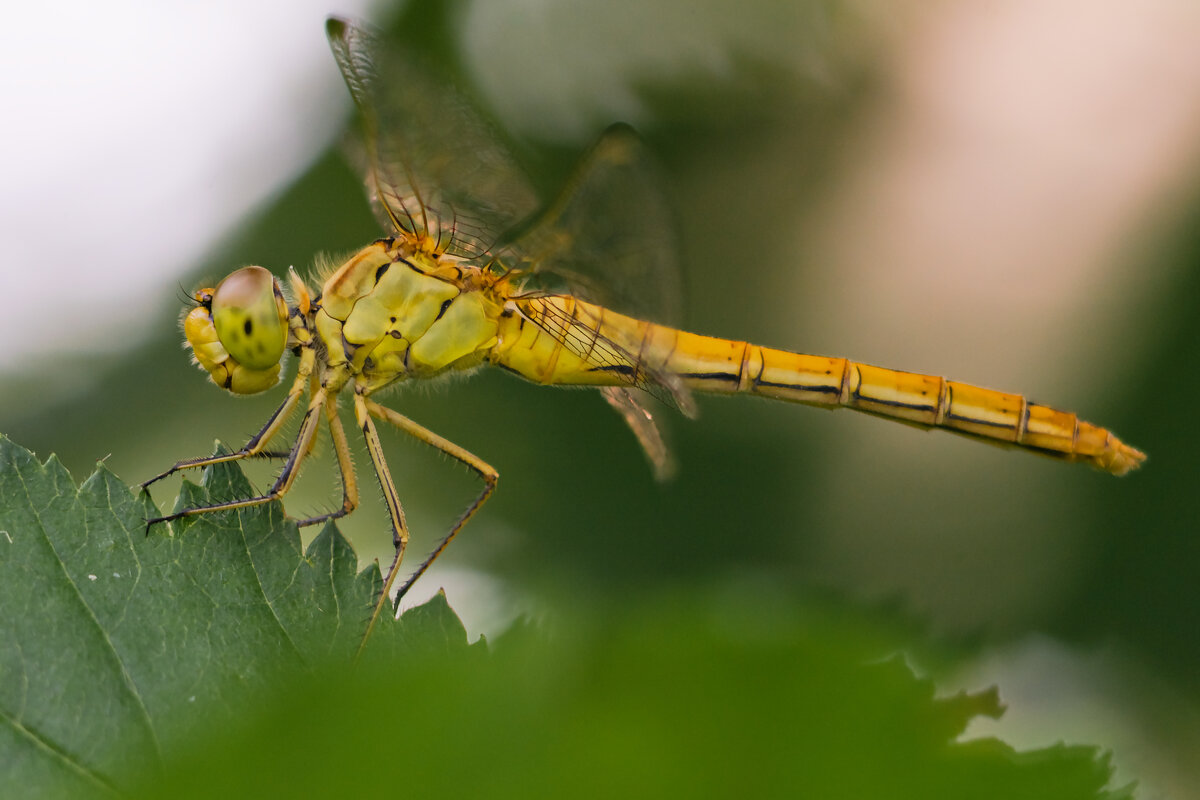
[{"x1": 2, "y1": 0, "x2": 1197, "y2": 794}]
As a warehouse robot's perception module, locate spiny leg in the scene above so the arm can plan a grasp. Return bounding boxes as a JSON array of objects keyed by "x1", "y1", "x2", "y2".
[
  {"x1": 355, "y1": 392, "x2": 411, "y2": 649},
  {"x1": 147, "y1": 385, "x2": 327, "y2": 528},
  {"x1": 141, "y1": 348, "x2": 316, "y2": 490},
  {"x1": 366, "y1": 399, "x2": 498, "y2": 605},
  {"x1": 294, "y1": 395, "x2": 360, "y2": 529},
  {"x1": 357, "y1": 394, "x2": 498, "y2": 651}
]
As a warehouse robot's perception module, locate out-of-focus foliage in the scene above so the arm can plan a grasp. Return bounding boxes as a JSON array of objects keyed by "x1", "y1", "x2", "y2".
[
  {"x1": 0, "y1": 434, "x2": 471, "y2": 796},
  {"x1": 0, "y1": 435, "x2": 1130, "y2": 799}
]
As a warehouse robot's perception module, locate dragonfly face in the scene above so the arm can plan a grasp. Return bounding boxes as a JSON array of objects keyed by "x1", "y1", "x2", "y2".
[{"x1": 184, "y1": 265, "x2": 290, "y2": 395}]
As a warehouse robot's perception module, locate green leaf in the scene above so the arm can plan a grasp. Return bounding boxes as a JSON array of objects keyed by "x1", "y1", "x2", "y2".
[
  {"x1": 0, "y1": 434, "x2": 462, "y2": 798},
  {"x1": 0, "y1": 434, "x2": 1132, "y2": 799},
  {"x1": 134, "y1": 599, "x2": 1132, "y2": 800}
]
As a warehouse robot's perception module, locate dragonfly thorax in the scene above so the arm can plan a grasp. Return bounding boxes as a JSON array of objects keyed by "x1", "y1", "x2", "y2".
[{"x1": 309, "y1": 240, "x2": 505, "y2": 394}]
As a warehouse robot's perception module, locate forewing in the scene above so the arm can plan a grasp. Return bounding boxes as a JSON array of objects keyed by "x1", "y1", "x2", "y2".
[
  {"x1": 326, "y1": 17, "x2": 539, "y2": 258},
  {"x1": 327, "y1": 22, "x2": 692, "y2": 469}
]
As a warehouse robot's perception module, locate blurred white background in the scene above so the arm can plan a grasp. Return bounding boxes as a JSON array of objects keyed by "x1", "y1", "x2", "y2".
[{"x1": 0, "y1": 0, "x2": 370, "y2": 376}]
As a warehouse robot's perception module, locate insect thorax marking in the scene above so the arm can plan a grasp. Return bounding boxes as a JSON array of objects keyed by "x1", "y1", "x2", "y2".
[{"x1": 313, "y1": 245, "x2": 502, "y2": 392}]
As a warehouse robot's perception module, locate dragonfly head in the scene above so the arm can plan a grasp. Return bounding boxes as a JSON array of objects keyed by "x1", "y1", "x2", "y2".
[{"x1": 183, "y1": 266, "x2": 289, "y2": 395}]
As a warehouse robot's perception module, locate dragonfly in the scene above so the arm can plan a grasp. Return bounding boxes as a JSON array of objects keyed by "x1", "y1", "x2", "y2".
[{"x1": 145, "y1": 17, "x2": 1145, "y2": 648}]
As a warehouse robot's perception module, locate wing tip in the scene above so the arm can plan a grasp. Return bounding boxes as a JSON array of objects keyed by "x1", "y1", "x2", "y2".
[{"x1": 326, "y1": 16, "x2": 348, "y2": 37}]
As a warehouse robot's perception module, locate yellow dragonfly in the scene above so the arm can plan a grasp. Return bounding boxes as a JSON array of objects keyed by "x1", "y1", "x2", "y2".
[{"x1": 145, "y1": 18, "x2": 1145, "y2": 646}]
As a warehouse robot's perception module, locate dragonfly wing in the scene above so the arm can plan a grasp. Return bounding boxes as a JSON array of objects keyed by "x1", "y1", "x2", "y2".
[
  {"x1": 326, "y1": 17, "x2": 540, "y2": 258},
  {"x1": 502, "y1": 124, "x2": 695, "y2": 445},
  {"x1": 504, "y1": 123, "x2": 683, "y2": 325},
  {"x1": 518, "y1": 294, "x2": 696, "y2": 417},
  {"x1": 328, "y1": 22, "x2": 690, "y2": 469},
  {"x1": 600, "y1": 387, "x2": 676, "y2": 481}
]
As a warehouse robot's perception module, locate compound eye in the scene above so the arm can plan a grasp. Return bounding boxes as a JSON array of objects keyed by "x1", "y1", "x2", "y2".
[{"x1": 211, "y1": 266, "x2": 287, "y2": 370}]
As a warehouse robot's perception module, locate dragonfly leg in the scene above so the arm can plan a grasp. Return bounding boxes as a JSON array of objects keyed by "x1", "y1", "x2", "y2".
[
  {"x1": 141, "y1": 348, "x2": 316, "y2": 489},
  {"x1": 354, "y1": 392, "x2": 411, "y2": 651},
  {"x1": 146, "y1": 385, "x2": 326, "y2": 528},
  {"x1": 356, "y1": 395, "x2": 497, "y2": 653},
  {"x1": 294, "y1": 396, "x2": 360, "y2": 528}
]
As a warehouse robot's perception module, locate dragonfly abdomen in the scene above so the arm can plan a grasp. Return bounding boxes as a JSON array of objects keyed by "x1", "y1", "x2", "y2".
[
  {"x1": 672, "y1": 336, "x2": 1145, "y2": 475},
  {"x1": 494, "y1": 296, "x2": 1143, "y2": 475}
]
